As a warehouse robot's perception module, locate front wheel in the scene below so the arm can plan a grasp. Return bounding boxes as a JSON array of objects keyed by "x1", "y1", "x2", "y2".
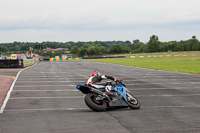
[
  {"x1": 85, "y1": 93, "x2": 107, "y2": 112},
  {"x1": 126, "y1": 95, "x2": 140, "y2": 109}
]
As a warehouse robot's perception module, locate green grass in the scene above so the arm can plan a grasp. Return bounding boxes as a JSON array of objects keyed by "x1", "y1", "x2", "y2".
[
  {"x1": 109, "y1": 51, "x2": 200, "y2": 57},
  {"x1": 83, "y1": 57, "x2": 200, "y2": 75}
]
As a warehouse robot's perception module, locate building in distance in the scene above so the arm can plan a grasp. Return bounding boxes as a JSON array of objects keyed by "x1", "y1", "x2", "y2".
[{"x1": 43, "y1": 47, "x2": 69, "y2": 51}]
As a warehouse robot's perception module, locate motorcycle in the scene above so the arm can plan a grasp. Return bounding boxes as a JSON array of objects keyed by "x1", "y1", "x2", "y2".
[{"x1": 76, "y1": 80, "x2": 140, "y2": 111}]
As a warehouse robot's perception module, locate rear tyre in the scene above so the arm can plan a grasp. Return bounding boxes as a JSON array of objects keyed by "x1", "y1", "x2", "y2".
[
  {"x1": 127, "y1": 96, "x2": 140, "y2": 109},
  {"x1": 85, "y1": 93, "x2": 107, "y2": 112}
]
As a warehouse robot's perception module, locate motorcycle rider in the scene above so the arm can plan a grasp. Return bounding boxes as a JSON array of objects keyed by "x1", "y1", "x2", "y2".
[{"x1": 87, "y1": 71, "x2": 120, "y2": 92}]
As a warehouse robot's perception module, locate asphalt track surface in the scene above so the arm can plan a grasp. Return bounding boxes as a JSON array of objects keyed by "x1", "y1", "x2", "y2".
[{"x1": 1, "y1": 61, "x2": 200, "y2": 133}]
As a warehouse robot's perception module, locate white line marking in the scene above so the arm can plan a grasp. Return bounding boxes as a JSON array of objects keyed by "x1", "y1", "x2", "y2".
[
  {"x1": 15, "y1": 82, "x2": 199, "y2": 85},
  {"x1": 0, "y1": 63, "x2": 37, "y2": 113},
  {"x1": 17, "y1": 78, "x2": 86, "y2": 80},
  {"x1": 132, "y1": 87, "x2": 200, "y2": 90},
  {"x1": 12, "y1": 90, "x2": 79, "y2": 92},
  {"x1": 10, "y1": 96, "x2": 84, "y2": 99},
  {"x1": 4, "y1": 108, "x2": 89, "y2": 112},
  {"x1": 20, "y1": 75, "x2": 80, "y2": 77},
  {"x1": 143, "y1": 105, "x2": 200, "y2": 108},
  {"x1": 17, "y1": 80, "x2": 85, "y2": 83},
  {"x1": 14, "y1": 85, "x2": 76, "y2": 87},
  {"x1": 4, "y1": 105, "x2": 200, "y2": 112},
  {"x1": 25, "y1": 72, "x2": 70, "y2": 73},
  {"x1": 19, "y1": 75, "x2": 79, "y2": 77},
  {"x1": 8, "y1": 93, "x2": 200, "y2": 100},
  {"x1": 12, "y1": 87, "x2": 199, "y2": 91},
  {"x1": 126, "y1": 82, "x2": 200, "y2": 85},
  {"x1": 190, "y1": 82, "x2": 200, "y2": 84},
  {"x1": 137, "y1": 94, "x2": 200, "y2": 97}
]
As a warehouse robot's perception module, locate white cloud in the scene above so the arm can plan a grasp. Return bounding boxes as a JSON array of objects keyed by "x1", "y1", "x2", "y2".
[{"x1": 0, "y1": 0, "x2": 200, "y2": 42}]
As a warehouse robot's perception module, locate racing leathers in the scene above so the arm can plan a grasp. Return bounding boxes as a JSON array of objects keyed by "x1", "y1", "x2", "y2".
[{"x1": 87, "y1": 75, "x2": 119, "y2": 92}]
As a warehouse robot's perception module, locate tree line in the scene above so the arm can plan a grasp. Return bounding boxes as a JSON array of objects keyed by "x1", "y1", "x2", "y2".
[{"x1": 0, "y1": 35, "x2": 200, "y2": 57}]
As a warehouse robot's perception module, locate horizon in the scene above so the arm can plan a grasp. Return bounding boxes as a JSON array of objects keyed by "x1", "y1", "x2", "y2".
[{"x1": 0, "y1": 35, "x2": 198, "y2": 44}]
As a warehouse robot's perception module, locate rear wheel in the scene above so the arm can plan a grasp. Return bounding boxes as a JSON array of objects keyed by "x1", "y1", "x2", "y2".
[{"x1": 85, "y1": 93, "x2": 107, "y2": 112}]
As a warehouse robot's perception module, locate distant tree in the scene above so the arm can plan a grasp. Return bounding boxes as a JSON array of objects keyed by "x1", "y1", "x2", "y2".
[
  {"x1": 100, "y1": 47, "x2": 108, "y2": 55},
  {"x1": 133, "y1": 39, "x2": 140, "y2": 44},
  {"x1": 70, "y1": 46, "x2": 80, "y2": 55},
  {"x1": 76, "y1": 42, "x2": 84, "y2": 47},
  {"x1": 87, "y1": 46, "x2": 96, "y2": 56},
  {"x1": 147, "y1": 35, "x2": 160, "y2": 52},
  {"x1": 138, "y1": 44, "x2": 148, "y2": 53},
  {"x1": 95, "y1": 46, "x2": 102, "y2": 55},
  {"x1": 10, "y1": 46, "x2": 20, "y2": 51},
  {"x1": 112, "y1": 44, "x2": 123, "y2": 54},
  {"x1": 159, "y1": 42, "x2": 167, "y2": 52},
  {"x1": 21, "y1": 45, "x2": 31, "y2": 51},
  {"x1": 123, "y1": 46, "x2": 132, "y2": 53},
  {"x1": 0, "y1": 46, "x2": 9, "y2": 52},
  {"x1": 174, "y1": 43, "x2": 184, "y2": 51},
  {"x1": 1, "y1": 36, "x2": 200, "y2": 56},
  {"x1": 83, "y1": 43, "x2": 90, "y2": 48},
  {"x1": 125, "y1": 40, "x2": 131, "y2": 45},
  {"x1": 78, "y1": 47, "x2": 88, "y2": 57},
  {"x1": 134, "y1": 42, "x2": 144, "y2": 50},
  {"x1": 191, "y1": 36, "x2": 200, "y2": 51}
]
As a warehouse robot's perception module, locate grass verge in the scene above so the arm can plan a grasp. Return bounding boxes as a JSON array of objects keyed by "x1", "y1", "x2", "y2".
[{"x1": 83, "y1": 57, "x2": 200, "y2": 75}]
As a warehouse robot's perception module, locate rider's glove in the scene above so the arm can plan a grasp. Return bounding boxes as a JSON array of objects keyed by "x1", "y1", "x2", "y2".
[{"x1": 115, "y1": 78, "x2": 120, "y2": 84}]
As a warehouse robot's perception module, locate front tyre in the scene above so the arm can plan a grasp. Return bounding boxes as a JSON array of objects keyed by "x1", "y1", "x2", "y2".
[
  {"x1": 85, "y1": 93, "x2": 107, "y2": 112},
  {"x1": 127, "y1": 96, "x2": 140, "y2": 109}
]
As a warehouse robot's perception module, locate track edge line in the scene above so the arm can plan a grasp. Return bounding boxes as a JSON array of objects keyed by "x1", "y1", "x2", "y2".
[{"x1": 0, "y1": 62, "x2": 37, "y2": 113}]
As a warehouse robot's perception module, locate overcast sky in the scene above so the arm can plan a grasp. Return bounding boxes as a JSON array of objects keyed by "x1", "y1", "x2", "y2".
[{"x1": 0, "y1": 0, "x2": 200, "y2": 43}]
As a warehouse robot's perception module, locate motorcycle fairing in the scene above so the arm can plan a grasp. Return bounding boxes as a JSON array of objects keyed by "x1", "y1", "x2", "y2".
[
  {"x1": 112, "y1": 84, "x2": 128, "y2": 101},
  {"x1": 76, "y1": 84, "x2": 89, "y2": 94},
  {"x1": 109, "y1": 96, "x2": 128, "y2": 107}
]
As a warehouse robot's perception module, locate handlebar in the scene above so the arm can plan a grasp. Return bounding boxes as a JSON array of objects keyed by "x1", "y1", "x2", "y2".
[{"x1": 106, "y1": 80, "x2": 126, "y2": 87}]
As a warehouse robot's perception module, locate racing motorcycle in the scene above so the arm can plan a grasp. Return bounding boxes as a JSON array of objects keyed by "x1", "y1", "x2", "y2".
[{"x1": 76, "y1": 80, "x2": 140, "y2": 111}]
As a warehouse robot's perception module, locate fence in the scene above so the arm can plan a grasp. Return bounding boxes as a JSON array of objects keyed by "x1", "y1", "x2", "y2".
[
  {"x1": 23, "y1": 59, "x2": 35, "y2": 67},
  {"x1": 0, "y1": 58, "x2": 39, "y2": 68},
  {"x1": 0, "y1": 59, "x2": 22, "y2": 68},
  {"x1": 49, "y1": 57, "x2": 83, "y2": 61},
  {"x1": 126, "y1": 54, "x2": 199, "y2": 59}
]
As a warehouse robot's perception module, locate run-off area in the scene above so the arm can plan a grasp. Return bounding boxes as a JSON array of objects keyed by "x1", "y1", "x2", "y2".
[{"x1": 1, "y1": 61, "x2": 200, "y2": 133}]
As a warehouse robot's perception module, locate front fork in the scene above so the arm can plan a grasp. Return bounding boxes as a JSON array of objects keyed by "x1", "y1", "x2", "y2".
[{"x1": 126, "y1": 90, "x2": 134, "y2": 101}]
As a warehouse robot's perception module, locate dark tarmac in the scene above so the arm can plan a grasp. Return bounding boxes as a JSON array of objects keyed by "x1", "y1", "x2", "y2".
[{"x1": 0, "y1": 61, "x2": 200, "y2": 133}]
